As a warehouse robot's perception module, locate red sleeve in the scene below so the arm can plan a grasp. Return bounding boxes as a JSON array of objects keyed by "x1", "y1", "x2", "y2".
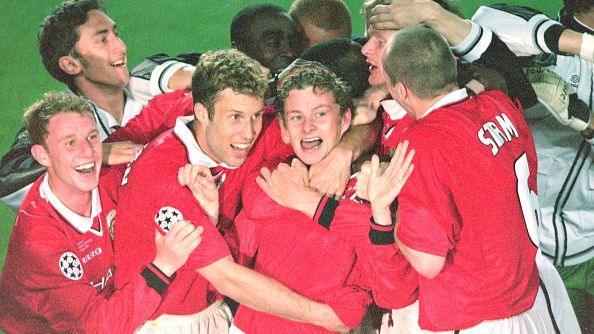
[
  {"x1": 354, "y1": 242, "x2": 418, "y2": 310},
  {"x1": 312, "y1": 197, "x2": 372, "y2": 245},
  {"x1": 107, "y1": 90, "x2": 192, "y2": 144},
  {"x1": 396, "y1": 132, "x2": 454, "y2": 257},
  {"x1": 9, "y1": 221, "x2": 167, "y2": 333}
]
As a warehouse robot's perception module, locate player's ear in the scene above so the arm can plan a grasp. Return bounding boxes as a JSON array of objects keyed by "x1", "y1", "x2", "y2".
[
  {"x1": 279, "y1": 118, "x2": 291, "y2": 144},
  {"x1": 194, "y1": 102, "x2": 209, "y2": 123},
  {"x1": 395, "y1": 82, "x2": 408, "y2": 102},
  {"x1": 59, "y1": 54, "x2": 83, "y2": 76},
  {"x1": 340, "y1": 108, "x2": 352, "y2": 135},
  {"x1": 31, "y1": 144, "x2": 50, "y2": 167}
]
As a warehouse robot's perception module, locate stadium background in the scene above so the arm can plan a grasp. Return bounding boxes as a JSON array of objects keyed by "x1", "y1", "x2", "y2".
[{"x1": 0, "y1": 0, "x2": 563, "y2": 318}]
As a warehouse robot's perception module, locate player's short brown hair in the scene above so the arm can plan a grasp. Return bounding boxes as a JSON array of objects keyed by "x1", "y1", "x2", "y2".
[
  {"x1": 39, "y1": 0, "x2": 105, "y2": 92},
  {"x1": 24, "y1": 91, "x2": 94, "y2": 147},
  {"x1": 383, "y1": 25, "x2": 457, "y2": 99},
  {"x1": 277, "y1": 66, "x2": 352, "y2": 124},
  {"x1": 191, "y1": 49, "x2": 268, "y2": 119},
  {"x1": 290, "y1": 0, "x2": 351, "y2": 37}
]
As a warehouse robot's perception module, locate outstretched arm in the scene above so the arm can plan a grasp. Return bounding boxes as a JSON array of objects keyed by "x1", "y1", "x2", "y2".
[{"x1": 199, "y1": 256, "x2": 349, "y2": 332}]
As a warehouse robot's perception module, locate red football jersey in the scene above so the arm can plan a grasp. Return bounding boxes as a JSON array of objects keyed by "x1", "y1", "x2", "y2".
[
  {"x1": 0, "y1": 170, "x2": 167, "y2": 333},
  {"x1": 395, "y1": 89, "x2": 539, "y2": 330},
  {"x1": 113, "y1": 116, "x2": 291, "y2": 318},
  {"x1": 232, "y1": 164, "x2": 372, "y2": 333}
]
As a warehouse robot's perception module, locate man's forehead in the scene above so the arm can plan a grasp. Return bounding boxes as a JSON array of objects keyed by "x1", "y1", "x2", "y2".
[
  {"x1": 213, "y1": 89, "x2": 263, "y2": 110},
  {"x1": 47, "y1": 113, "x2": 96, "y2": 137},
  {"x1": 77, "y1": 10, "x2": 115, "y2": 35}
]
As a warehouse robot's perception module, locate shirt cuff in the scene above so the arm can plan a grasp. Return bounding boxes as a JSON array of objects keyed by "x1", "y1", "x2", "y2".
[
  {"x1": 148, "y1": 61, "x2": 191, "y2": 95},
  {"x1": 313, "y1": 196, "x2": 339, "y2": 230},
  {"x1": 141, "y1": 263, "x2": 174, "y2": 295},
  {"x1": 369, "y1": 217, "x2": 395, "y2": 245},
  {"x1": 528, "y1": 14, "x2": 563, "y2": 54},
  {"x1": 452, "y1": 20, "x2": 492, "y2": 63}
]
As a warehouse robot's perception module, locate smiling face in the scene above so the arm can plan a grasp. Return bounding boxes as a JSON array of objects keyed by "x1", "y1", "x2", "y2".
[
  {"x1": 70, "y1": 10, "x2": 129, "y2": 90},
  {"x1": 281, "y1": 86, "x2": 351, "y2": 165},
  {"x1": 34, "y1": 112, "x2": 102, "y2": 200},
  {"x1": 361, "y1": 28, "x2": 396, "y2": 87},
  {"x1": 194, "y1": 88, "x2": 265, "y2": 168}
]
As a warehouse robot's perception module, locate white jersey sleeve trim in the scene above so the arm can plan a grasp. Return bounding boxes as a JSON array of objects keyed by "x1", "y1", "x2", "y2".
[
  {"x1": 150, "y1": 61, "x2": 189, "y2": 95},
  {"x1": 452, "y1": 20, "x2": 492, "y2": 63}
]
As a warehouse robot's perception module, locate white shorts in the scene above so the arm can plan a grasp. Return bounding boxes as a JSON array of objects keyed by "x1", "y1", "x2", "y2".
[
  {"x1": 228, "y1": 323, "x2": 245, "y2": 334},
  {"x1": 136, "y1": 300, "x2": 232, "y2": 334},
  {"x1": 379, "y1": 285, "x2": 558, "y2": 334}
]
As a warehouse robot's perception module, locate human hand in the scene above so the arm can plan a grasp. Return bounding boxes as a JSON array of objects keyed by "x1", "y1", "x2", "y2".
[
  {"x1": 178, "y1": 164, "x2": 219, "y2": 225},
  {"x1": 355, "y1": 160, "x2": 389, "y2": 201},
  {"x1": 101, "y1": 141, "x2": 142, "y2": 165},
  {"x1": 257, "y1": 158, "x2": 322, "y2": 217},
  {"x1": 367, "y1": 141, "x2": 414, "y2": 225},
  {"x1": 525, "y1": 67, "x2": 591, "y2": 132},
  {"x1": 368, "y1": 1, "x2": 437, "y2": 31},
  {"x1": 153, "y1": 219, "x2": 203, "y2": 277},
  {"x1": 353, "y1": 86, "x2": 388, "y2": 126},
  {"x1": 309, "y1": 147, "x2": 352, "y2": 199}
]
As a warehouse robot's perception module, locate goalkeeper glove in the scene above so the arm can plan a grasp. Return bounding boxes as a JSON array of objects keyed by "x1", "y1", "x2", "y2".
[{"x1": 525, "y1": 67, "x2": 591, "y2": 132}]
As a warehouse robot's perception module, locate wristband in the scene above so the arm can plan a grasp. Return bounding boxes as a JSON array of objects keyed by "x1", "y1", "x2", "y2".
[{"x1": 580, "y1": 33, "x2": 594, "y2": 63}]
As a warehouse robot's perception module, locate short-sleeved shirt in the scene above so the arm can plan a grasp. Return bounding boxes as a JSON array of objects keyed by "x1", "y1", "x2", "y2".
[{"x1": 396, "y1": 89, "x2": 539, "y2": 331}]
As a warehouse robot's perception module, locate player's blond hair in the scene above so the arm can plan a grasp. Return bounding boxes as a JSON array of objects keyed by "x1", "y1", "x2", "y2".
[
  {"x1": 383, "y1": 25, "x2": 457, "y2": 99},
  {"x1": 24, "y1": 91, "x2": 94, "y2": 147},
  {"x1": 191, "y1": 49, "x2": 268, "y2": 119}
]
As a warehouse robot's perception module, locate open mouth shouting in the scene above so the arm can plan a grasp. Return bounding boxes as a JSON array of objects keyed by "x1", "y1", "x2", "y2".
[{"x1": 301, "y1": 137, "x2": 322, "y2": 151}]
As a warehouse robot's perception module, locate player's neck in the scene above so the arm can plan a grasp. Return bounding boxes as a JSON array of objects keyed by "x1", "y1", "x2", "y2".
[
  {"x1": 47, "y1": 178, "x2": 93, "y2": 217},
  {"x1": 76, "y1": 81, "x2": 126, "y2": 124},
  {"x1": 417, "y1": 87, "x2": 458, "y2": 119}
]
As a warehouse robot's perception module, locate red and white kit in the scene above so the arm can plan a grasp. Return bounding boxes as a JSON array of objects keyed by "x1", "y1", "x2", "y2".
[{"x1": 0, "y1": 168, "x2": 170, "y2": 333}]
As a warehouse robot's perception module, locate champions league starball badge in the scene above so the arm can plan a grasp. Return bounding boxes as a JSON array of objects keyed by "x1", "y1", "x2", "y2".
[
  {"x1": 154, "y1": 206, "x2": 184, "y2": 232},
  {"x1": 59, "y1": 252, "x2": 83, "y2": 280}
]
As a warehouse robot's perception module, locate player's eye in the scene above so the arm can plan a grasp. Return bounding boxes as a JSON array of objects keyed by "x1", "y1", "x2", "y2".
[
  {"x1": 88, "y1": 134, "x2": 99, "y2": 142},
  {"x1": 252, "y1": 112, "x2": 263, "y2": 120}
]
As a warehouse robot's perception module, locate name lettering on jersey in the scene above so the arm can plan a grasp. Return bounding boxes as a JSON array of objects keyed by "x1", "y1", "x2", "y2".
[
  {"x1": 90, "y1": 267, "x2": 113, "y2": 291},
  {"x1": 121, "y1": 144, "x2": 146, "y2": 186},
  {"x1": 477, "y1": 113, "x2": 519, "y2": 156},
  {"x1": 82, "y1": 247, "x2": 103, "y2": 264}
]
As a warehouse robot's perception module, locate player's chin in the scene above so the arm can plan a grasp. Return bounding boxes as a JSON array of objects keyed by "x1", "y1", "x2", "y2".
[{"x1": 368, "y1": 73, "x2": 385, "y2": 87}]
